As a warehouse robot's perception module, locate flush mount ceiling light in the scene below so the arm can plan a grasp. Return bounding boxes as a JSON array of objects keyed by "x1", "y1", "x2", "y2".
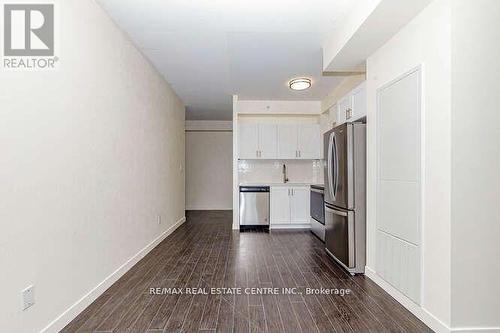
[{"x1": 289, "y1": 78, "x2": 311, "y2": 91}]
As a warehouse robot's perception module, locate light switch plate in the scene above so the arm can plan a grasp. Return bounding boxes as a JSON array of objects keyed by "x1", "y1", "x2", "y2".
[{"x1": 21, "y1": 285, "x2": 35, "y2": 311}]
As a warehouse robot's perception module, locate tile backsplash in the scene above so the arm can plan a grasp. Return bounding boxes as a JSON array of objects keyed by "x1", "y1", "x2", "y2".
[{"x1": 238, "y1": 159, "x2": 324, "y2": 184}]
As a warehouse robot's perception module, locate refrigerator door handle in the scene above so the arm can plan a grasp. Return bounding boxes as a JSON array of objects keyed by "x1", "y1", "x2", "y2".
[
  {"x1": 333, "y1": 132, "x2": 339, "y2": 199},
  {"x1": 327, "y1": 133, "x2": 335, "y2": 200},
  {"x1": 331, "y1": 132, "x2": 338, "y2": 200},
  {"x1": 325, "y1": 205, "x2": 348, "y2": 217}
]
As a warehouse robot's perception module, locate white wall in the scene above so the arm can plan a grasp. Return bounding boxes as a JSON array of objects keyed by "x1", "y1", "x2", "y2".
[
  {"x1": 185, "y1": 121, "x2": 233, "y2": 210},
  {"x1": 0, "y1": 1, "x2": 185, "y2": 332},
  {"x1": 366, "y1": 0, "x2": 451, "y2": 330},
  {"x1": 450, "y1": 0, "x2": 500, "y2": 329}
]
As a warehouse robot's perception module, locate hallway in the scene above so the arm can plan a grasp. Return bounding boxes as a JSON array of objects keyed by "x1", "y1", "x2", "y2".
[{"x1": 62, "y1": 211, "x2": 432, "y2": 333}]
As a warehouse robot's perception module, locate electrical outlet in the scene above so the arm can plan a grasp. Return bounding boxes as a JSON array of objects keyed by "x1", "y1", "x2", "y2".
[
  {"x1": 21, "y1": 285, "x2": 35, "y2": 311},
  {"x1": 157, "y1": 215, "x2": 162, "y2": 225}
]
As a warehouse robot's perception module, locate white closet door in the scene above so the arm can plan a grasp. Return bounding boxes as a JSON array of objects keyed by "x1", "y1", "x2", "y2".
[{"x1": 376, "y1": 68, "x2": 421, "y2": 304}]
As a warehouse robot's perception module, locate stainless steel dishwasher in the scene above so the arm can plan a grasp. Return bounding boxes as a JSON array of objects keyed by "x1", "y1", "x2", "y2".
[{"x1": 239, "y1": 186, "x2": 270, "y2": 229}]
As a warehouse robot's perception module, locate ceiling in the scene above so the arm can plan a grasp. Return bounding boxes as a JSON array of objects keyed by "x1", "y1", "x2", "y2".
[{"x1": 97, "y1": 0, "x2": 356, "y2": 120}]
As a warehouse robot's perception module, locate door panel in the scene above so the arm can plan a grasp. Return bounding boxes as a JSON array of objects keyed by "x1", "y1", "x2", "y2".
[
  {"x1": 290, "y1": 187, "x2": 309, "y2": 224},
  {"x1": 324, "y1": 130, "x2": 334, "y2": 204},
  {"x1": 297, "y1": 124, "x2": 320, "y2": 159},
  {"x1": 332, "y1": 124, "x2": 349, "y2": 209},
  {"x1": 238, "y1": 123, "x2": 259, "y2": 159},
  {"x1": 325, "y1": 205, "x2": 353, "y2": 268},
  {"x1": 259, "y1": 124, "x2": 278, "y2": 159},
  {"x1": 277, "y1": 124, "x2": 298, "y2": 159},
  {"x1": 270, "y1": 187, "x2": 290, "y2": 224}
]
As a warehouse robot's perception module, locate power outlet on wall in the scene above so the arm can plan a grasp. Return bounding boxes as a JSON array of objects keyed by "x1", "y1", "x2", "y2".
[
  {"x1": 21, "y1": 285, "x2": 35, "y2": 311},
  {"x1": 157, "y1": 215, "x2": 162, "y2": 225}
]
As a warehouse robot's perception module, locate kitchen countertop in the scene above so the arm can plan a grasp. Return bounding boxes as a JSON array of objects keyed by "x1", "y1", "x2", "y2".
[{"x1": 239, "y1": 182, "x2": 324, "y2": 187}]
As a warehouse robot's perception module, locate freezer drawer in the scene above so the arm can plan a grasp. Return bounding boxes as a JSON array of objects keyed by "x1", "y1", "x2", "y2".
[
  {"x1": 324, "y1": 203, "x2": 366, "y2": 274},
  {"x1": 325, "y1": 205, "x2": 354, "y2": 267}
]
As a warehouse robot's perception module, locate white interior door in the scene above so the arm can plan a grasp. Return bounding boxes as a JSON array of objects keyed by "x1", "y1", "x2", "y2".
[
  {"x1": 258, "y1": 124, "x2": 278, "y2": 159},
  {"x1": 297, "y1": 124, "x2": 320, "y2": 159},
  {"x1": 238, "y1": 123, "x2": 259, "y2": 159},
  {"x1": 270, "y1": 187, "x2": 290, "y2": 224},
  {"x1": 290, "y1": 187, "x2": 310, "y2": 224},
  {"x1": 376, "y1": 68, "x2": 421, "y2": 304},
  {"x1": 277, "y1": 124, "x2": 298, "y2": 159}
]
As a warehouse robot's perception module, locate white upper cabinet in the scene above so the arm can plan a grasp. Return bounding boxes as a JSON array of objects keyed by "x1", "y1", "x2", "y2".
[
  {"x1": 277, "y1": 124, "x2": 321, "y2": 159},
  {"x1": 238, "y1": 123, "x2": 277, "y2": 159},
  {"x1": 338, "y1": 95, "x2": 351, "y2": 125},
  {"x1": 238, "y1": 123, "x2": 259, "y2": 159},
  {"x1": 335, "y1": 81, "x2": 367, "y2": 125},
  {"x1": 350, "y1": 82, "x2": 367, "y2": 121},
  {"x1": 258, "y1": 124, "x2": 278, "y2": 159},
  {"x1": 277, "y1": 124, "x2": 298, "y2": 159},
  {"x1": 239, "y1": 122, "x2": 320, "y2": 160},
  {"x1": 297, "y1": 124, "x2": 321, "y2": 159}
]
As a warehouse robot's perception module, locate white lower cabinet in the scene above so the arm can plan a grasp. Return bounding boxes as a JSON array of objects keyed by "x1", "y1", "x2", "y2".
[
  {"x1": 271, "y1": 186, "x2": 310, "y2": 227},
  {"x1": 289, "y1": 187, "x2": 310, "y2": 224}
]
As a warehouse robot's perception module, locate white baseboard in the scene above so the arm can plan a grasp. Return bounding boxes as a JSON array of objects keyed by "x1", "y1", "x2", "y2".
[
  {"x1": 452, "y1": 329, "x2": 500, "y2": 333},
  {"x1": 365, "y1": 267, "x2": 500, "y2": 333},
  {"x1": 270, "y1": 224, "x2": 310, "y2": 229},
  {"x1": 365, "y1": 266, "x2": 450, "y2": 333},
  {"x1": 185, "y1": 207, "x2": 232, "y2": 211},
  {"x1": 40, "y1": 216, "x2": 186, "y2": 333}
]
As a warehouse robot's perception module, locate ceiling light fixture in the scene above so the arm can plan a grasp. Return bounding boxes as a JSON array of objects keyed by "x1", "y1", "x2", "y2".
[{"x1": 289, "y1": 78, "x2": 311, "y2": 91}]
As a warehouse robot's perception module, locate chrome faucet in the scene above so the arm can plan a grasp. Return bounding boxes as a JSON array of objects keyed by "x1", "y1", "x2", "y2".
[{"x1": 282, "y1": 164, "x2": 289, "y2": 183}]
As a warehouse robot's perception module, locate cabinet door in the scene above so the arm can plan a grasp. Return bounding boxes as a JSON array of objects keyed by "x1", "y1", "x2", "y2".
[
  {"x1": 270, "y1": 187, "x2": 291, "y2": 224},
  {"x1": 329, "y1": 104, "x2": 338, "y2": 127},
  {"x1": 338, "y1": 96, "x2": 351, "y2": 125},
  {"x1": 351, "y1": 82, "x2": 366, "y2": 121},
  {"x1": 238, "y1": 123, "x2": 259, "y2": 159},
  {"x1": 258, "y1": 124, "x2": 278, "y2": 159},
  {"x1": 297, "y1": 124, "x2": 321, "y2": 159},
  {"x1": 290, "y1": 187, "x2": 310, "y2": 224},
  {"x1": 277, "y1": 124, "x2": 298, "y2": 159}
]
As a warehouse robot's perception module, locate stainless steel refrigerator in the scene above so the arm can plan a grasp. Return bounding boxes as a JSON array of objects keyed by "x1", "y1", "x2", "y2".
[{"x1": 324, "y1": 122, "x2": 366, "y2": 275}]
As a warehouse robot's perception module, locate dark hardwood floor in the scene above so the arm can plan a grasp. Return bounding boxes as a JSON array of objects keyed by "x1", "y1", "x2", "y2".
[{"x1": 62, "y1": 210, "x2": 433, "y2": 333}]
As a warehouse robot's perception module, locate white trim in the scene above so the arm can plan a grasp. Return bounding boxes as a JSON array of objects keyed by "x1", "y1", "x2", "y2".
[
  {"x1": 270, "y1": 224, "x2": 310, "y2": 230},
  {"x1": 451, "y1": 329, "x2": 500, "y2": 333},
  {"x1": 39, "y1": 216, "x2": 186, "y2": 333},
  {"x1": 185, "y1": 120, "x2": 232, "y2": 131},
  {"x1": 185, "y1": 207, "x2": 232, "y2": 211},
  {"x1": 365, "y1": 266, "x2": 450, "y2": 333},
  {"x1": 232, "y1": 95, "x2": 240, "y2": 230}
]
